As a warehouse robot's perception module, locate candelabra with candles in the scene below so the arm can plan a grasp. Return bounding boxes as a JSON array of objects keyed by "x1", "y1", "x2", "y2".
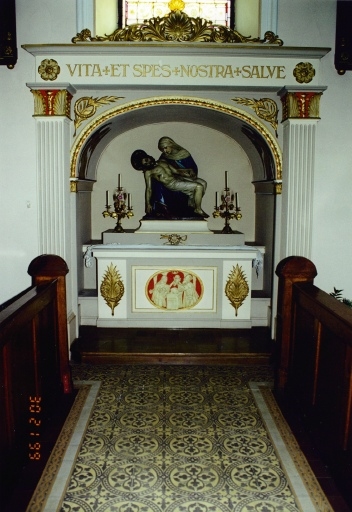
[
  {"x1": 212, "y1": 171, "x2": 242, "y2": 234},
  {"x1": 102, "y1": 174, "x2": 134, "y2": 232}
]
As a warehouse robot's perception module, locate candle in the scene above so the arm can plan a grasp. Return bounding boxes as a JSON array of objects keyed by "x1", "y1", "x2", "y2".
[
  {"x1": 106, "y1": 190, "x2": 109, "y2": 205},
  {"x1": 118, "y1": 174, "x2": 121, "y2": 189},
  {"x1": 235, "y1": 192, "x2": 239, "y2": 208},
  {"x1": 128, "y1": 193, "x2": 131, "y2": 208},
  {"x1": 215, "y1": 191, "x2": 218, "y2": 208},
  {"x1": 225, "y1": 171, "x2": 228, "y2": 189}
]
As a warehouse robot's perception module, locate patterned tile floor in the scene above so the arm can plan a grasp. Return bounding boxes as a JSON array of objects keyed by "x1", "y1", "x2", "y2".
[{"x1": 27, "y1": 365, "x2": 334, "y2": 512}]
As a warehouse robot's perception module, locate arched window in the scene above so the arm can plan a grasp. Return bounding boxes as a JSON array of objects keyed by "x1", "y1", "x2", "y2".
[{"x1": 77, "y1": 0, "x2": 277, "y2": 39}]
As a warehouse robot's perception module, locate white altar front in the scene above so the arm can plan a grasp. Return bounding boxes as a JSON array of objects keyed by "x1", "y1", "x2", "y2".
[{"x1": 81, "y1": 231, "x2": 265, "y2": 329}]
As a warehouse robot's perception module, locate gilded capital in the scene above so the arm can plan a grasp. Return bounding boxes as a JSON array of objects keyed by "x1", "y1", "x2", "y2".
[
  {"x1": 31, "y1": 89, "x2": 73, "y2": 117},
  {"x1": 280, "y1": 91, "x2": 323, "y2": 121}
]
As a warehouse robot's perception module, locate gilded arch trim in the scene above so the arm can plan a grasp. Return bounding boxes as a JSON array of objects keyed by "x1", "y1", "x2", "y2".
[{"x1": 70, "y1": 96, "x2": 282, "y2": 182}]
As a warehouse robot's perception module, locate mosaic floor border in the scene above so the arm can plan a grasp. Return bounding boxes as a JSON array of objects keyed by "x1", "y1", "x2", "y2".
[{"x1": 26, "y1": 366, "x2": 333, "y2": 512}]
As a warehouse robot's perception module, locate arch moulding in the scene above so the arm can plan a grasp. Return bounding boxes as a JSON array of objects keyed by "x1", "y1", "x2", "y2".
[{"x1": 70, "y1": 96, "x2": 282, "y2": 185}]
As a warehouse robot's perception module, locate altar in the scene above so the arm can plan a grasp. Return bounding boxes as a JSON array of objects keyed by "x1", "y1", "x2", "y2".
[
  {"x1": 80, "y1": 231, "x2": 266, "y2": 329},
  {"x1": 21, "y1": 8, "x2": 330, "y2": 339}
]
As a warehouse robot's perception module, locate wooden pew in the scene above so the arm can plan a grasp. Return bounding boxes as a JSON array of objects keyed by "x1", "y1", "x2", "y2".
[
  {"x1": 275, "y1": 256, "x2": 352, "y2": 487},
  {"x1": 0, "y1": 255, "x2": 73, "y2": 499}
]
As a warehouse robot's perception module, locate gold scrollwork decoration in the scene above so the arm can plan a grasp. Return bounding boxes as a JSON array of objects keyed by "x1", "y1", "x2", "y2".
[
  {"x1": 293, "y1": 62, "x2": 315, "y2": 84},
  {"x1": 100, "y1": 263, "x2": 125, "y2": 316},
  {"x1": 38, "y1": 58, "x2": 61, "y2": 81},
  {"x1": 72, "y1": 11, "x2": 283, "y2": 45},
  {"x1": 232, "y1": 97, "x2": 279, "y2": 137},
  {"x1": 73, "y1": 96, "x2": 123, "y2": 135},
  {"x1": 225, "y1": 264, "x2": 249, "y2": 316},
  {"x1": 160, "y1": 234, "x2": 188, "y2": 245}
]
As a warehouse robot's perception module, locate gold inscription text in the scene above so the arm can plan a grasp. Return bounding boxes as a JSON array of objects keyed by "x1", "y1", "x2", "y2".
[{"x1": 66, "y1": 63, "x2": 287, "y2": 80}]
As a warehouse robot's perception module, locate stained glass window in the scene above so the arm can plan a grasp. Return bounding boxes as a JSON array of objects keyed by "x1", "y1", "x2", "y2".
[
  {"x1": 94, "y1": 0, "x2": 265, "y2": 36},
  {"x1": 124, "y1": 1, "x2": 232, "y2": 27}
]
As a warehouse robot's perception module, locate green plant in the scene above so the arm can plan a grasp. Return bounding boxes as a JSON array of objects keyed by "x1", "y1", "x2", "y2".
[{"x1": 330, "y1": 288, "x2": 352, "y2": 308}]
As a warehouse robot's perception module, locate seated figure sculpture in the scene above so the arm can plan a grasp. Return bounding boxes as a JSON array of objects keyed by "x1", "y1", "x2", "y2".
[{"x1": 131, "y1": 149, "x2": 208, "y2": 219}]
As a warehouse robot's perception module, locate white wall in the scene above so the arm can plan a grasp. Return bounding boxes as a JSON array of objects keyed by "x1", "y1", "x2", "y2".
[
  {"x1": 0, "y1": 1, "x2": 76, "y2": 303},
  {"x1": 1, "y1": 0, "x2": 352, "y2": 305},
  {"x1": 278, "y1": 0, "x2": 352, "y2": 298}
]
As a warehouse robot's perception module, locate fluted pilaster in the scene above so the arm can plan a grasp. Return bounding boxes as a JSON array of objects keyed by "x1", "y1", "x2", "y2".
[
  {"x1": 29, "y1": 84, "x2": 76, "y2": 257},
  {"x1": 36, "y1": 117, "x2": 71, "y2": 256},
  {"x1": 28, "y1": 83, "x2": 78, "y2": 337},
  {"x1": 281, "y1": 119, "x2": 317, "y2": 257},
  {"x1": 279, "y1": 86, "x2": 326, "y2": 259}
]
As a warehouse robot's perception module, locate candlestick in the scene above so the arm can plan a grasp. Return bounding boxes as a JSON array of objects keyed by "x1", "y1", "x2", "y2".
[
  {"x1": 102, "y1": 183, "x2": 134, "y2": 232},
  {"x1": 212, "y1": 186, "x2": 242, "y2": 233}
]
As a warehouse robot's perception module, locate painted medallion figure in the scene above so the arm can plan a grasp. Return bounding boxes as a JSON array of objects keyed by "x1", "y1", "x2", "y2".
[{"x1": 131, "y1": 142, "x2": 208, "y2": 219}]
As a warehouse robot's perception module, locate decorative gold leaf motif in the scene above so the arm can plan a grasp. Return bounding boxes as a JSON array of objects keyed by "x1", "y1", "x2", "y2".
[
  {"x1": 307, "y1": 92, "x2": 322, "y2": 118},
  {"x1": 232, "y1": 97, "x2": 279, "y2": 137},
  {"x1": 72, "y1": 12, "x2": 283, "y2": 45},
  {"x1": 53, "y1": 90, "x2": 69, "y2": 116},
  {"x1": 225, "y1": 264, "x2": 249, "y2": 316},
  {"x1": 293, "y1": 62, "x2": 315, "y2": 84},
  {"x1": 73, "y1": 96, "x2": 123, "y2": 135},
  {"x1": 100, "y1": 263, "x2": 124, "y2": 316},
  {"x1": 31, "y1": 90, "x2": 46, "y2": 115}
]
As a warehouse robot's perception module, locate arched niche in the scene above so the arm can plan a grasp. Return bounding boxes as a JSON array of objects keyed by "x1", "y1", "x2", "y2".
[
  {"x1": 73, "y1": 98, "x2": 280, "y2": 183},
  {"x1": 73, "y1": 97, "x2": 281, "y2": 298}
]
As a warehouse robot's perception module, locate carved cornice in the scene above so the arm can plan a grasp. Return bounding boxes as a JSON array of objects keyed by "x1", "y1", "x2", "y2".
[{"x1": 72, "y1": 10, "x2": 283, "y2": 45}]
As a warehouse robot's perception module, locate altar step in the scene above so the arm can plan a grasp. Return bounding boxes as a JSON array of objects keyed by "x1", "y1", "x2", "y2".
[
  {"x1": 70, "y1": 326, "x2": 274, "y2": 365},
  {"x1": 78, "y1": 292, "x2": 271, "y2": 329}
]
